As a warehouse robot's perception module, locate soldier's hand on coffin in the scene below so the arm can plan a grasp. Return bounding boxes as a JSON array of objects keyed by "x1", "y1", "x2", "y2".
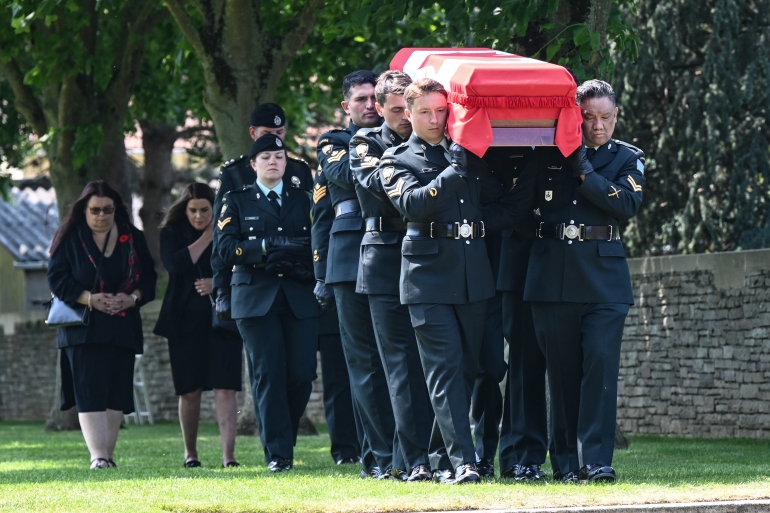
[
  {"x1": 265, "y1": 236, "x2": 312, "y2": 276},
  {"x1": 314, "y1": 279, "x2": 336, "y2": 311},
  {"x1": 567, "y1": 141, "x2": 594, "y2": 179},
  {"x1": 449, "y1": 141, "x2": 470, "y2": 178}
]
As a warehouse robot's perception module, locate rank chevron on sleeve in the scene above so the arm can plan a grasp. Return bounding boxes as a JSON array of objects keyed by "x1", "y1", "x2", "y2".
[
  {"x1": 217, "y1": 217, "x2": 232, "y2": 230},
  {"x1": 626, "y1": 176, "x2": 643, "y2": 192}
]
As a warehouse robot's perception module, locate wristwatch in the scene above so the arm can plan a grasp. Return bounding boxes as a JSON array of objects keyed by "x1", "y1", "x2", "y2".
[{"x1": 130, "y1": 293, "x2": 139, "y2": 306}]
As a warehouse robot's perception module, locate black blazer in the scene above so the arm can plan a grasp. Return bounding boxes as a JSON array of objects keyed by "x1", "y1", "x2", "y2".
[
  {"x1": 153, "y1": 221, "x2": 212, "y2": 339},
  {"x1": 47, "y1": 222, "x2": 157, "y2": 352},
  {"x1": 216, "y1": 182, "x2": 320, "y2": 320}
]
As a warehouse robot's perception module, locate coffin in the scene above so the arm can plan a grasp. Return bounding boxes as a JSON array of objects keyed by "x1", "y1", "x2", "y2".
[{"x1": 390, "y1": 48, "x2": 582, "y2": 157}]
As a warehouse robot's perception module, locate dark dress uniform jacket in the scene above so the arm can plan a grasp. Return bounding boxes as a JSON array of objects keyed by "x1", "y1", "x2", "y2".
[
  {"x1": 212, "y1": 153, "x2": 312, "y2": 290},
  {"x1": 521, "y1": 141, "x2": 645, "y2": 304},
  {"x1": 47, "y1": 222, "x2": 157, "y2": 352},
  {"x1": 380, "y1": 134, "x2": 496, "y2": 305},
  {"x1": 215, "y1": 183, "x2": 319, "y2": 320},
  {"x1": 153, "y1": 221, "x2": 213, "y2": 339},
  {"x1": 349, "y1": 123, "x2": 407, "y2": 295},
  {"x1": 316, "y1": 122, "x2": 363, "y2": 285}
]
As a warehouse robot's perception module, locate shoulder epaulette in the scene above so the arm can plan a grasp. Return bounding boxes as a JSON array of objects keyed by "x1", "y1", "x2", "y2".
[
  {"x1": 220, "y1": 154, "x2": 247, "y2": 170},
  {"x1": 614, "y1": 139, "x2": 645, "y2": 162},
  {"x1": 317, "y1": 129, "x2": 348, "y2": 147},
  {"x1": 228, "y1": 184, "x2": 252, "y2": 194},
  {"x1": 288, "y1": 155, "x2": 308, "y2": 165}
]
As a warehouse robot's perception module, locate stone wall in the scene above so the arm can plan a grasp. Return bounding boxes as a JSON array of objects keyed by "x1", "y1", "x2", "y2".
[
  {"x1": 2, "y1": 249, "x2": 769, "y2": 439},
  {"x1": 0, "y1": 302, "x2": 328, "y2": 424},
  {"x1": 618, "y1": 249, "x2": 770, "y2": 438}
]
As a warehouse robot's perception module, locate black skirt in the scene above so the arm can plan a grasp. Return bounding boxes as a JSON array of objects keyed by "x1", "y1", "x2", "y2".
[
  {"x1": 61, "y1": 344, "x2": 136, "y2": 413},
  {"x1": 167, "y1": 299, "x2": 243, "y2": 395}
]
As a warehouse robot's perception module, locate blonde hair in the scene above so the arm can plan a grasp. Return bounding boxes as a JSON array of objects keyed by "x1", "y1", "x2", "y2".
[{"x1": 404, "y1": 78, "x2": 447, "y2": 108}]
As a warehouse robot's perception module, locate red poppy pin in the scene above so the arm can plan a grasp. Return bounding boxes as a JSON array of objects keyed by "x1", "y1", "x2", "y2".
[{"x1": 119, "y1": 235, "x2": 129, "y2": 243}]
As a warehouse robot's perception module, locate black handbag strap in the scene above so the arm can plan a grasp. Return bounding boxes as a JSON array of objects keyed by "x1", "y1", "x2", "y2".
[{"x1": 89, "y1": 229, "x2": 111, "y2": 293}]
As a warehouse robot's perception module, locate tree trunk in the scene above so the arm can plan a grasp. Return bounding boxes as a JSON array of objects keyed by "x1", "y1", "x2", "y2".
[
  {"x1": 138, "y1": 121, "x2": 178, "y2": 277},
  {"x1": 44, "y1": 351, "x2": 80, "y2": 431}
]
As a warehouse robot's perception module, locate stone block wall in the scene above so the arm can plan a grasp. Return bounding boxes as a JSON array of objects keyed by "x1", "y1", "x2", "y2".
[
  {"x1": 2, "y1": 249, "x2": 769, "y2": 439},
  {"x1": 618, "y1": 249, "x2": 770, "y2": 438}
]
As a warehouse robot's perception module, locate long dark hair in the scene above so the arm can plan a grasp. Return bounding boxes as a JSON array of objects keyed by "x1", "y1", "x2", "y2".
[
  {"x1": 50, "y1": 181, "x2": 131, "y2": 256},
  {"x1": 159, "y1": 182, "x2": 215, "y2": 229}
]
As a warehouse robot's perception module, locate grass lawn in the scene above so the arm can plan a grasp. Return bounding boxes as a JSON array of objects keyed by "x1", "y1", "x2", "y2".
[{"x1": 1, "y1": 421, "x2": 769, "y2": 512}]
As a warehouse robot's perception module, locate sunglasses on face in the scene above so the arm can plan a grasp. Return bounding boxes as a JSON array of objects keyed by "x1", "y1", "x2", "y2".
[{"x1": 88, "y1": 206, "x2": 115, "y2": 215}]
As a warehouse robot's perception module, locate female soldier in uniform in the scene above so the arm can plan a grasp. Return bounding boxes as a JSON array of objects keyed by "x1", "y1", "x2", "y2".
[{"x1": 215, "y1": 134, "x2": 320, "y2": 472}]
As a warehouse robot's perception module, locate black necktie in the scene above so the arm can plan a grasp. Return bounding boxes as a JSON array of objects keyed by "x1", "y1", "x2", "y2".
[
  {"x1": 267, "y1": 190, "x2": 281, "y2": 215},
  {"x1": 586, "y1": 147, "x2": 597, "y2": 160}
]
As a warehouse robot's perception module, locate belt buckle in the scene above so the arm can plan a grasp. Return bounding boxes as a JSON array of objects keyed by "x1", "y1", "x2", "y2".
[
  {"x1": 479, "y1": 221, "x2": 485, "y2": 238},
  {"x1": 537, "y1": 222, "x2": 544, "y2": 238},
  {"x1": 456, "y1": 222, "x2": 473, "y2": 239},
  {"x1": 564, "y1": 223, "x2": 583, "y2": 241},
  {"x1": 607, "y1": 225, "x2": 613, "y2": 241},
  {"x1": 378, "y1": 217, "x2": 383, "y2": 231},
  {"x1": 430, "y1": 222, "x2": 435, "y2": 238}
]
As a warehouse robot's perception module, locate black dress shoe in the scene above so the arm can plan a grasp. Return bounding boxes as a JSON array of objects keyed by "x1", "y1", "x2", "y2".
[
  {"x1": 454, "y1": 463, "x2": 481, "y2": 484},
  {"x1": 267, "y1": 458, "x2": 293, "y2": 472},
  {"x1": 432, "y1": 468, "x2": 455, "y2": 484},
  {"x1": 515, "y1": 464, "x2": 547, "y2": 482},
  {"x1": 390, "y1": 468, "x2": 409, "y2": 481},
  {"x1": 222, "y1": 461, "x2": 240, "y2": 468},
  {"x1": 360, "y1": 466, "x2": 381, "y2": 479},
  {"x1": 580, "y1": 463, "x2": 616, "y2": 483},
  {"x1": 336, "y1": 456, "x2": 359, "y2": 465},
  {"x1": 560, "y1": 470, "x2": 580, "y2": 483},
  {"x1": 408, "y1": 464, "x2": 432, "y2": 482},
  {"x1": 476, "y1": 458, "x2": 495, "y2": 478},
  {"x1": 184, "y1": 459, "x2": 202, "y2": 468},
  {"x1": 377, "y1": 465, "x2": 394, "y2": 480},
  {"x1": 500, "y1": 464, "x2": 521, "y2": 479}
]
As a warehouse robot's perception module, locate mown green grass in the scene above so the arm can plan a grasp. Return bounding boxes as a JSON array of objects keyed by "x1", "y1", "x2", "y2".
[{"x1": 1, "y1": 421, "x2": 769, "y2": 512}]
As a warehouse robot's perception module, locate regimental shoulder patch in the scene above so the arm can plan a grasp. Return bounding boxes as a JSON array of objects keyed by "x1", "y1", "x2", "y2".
[
  {"x1": 313, "y1": 185, "x2": 327, "y2": 204},
  {"x1": 386, "y1": 178, "x2": 405, "y2": 198},
  {"x1": 327, "y1": 149, "x2": 347, "y2": 163},
  {"x1": 321, "y1": 144, "x2": 333, "y2": 155},
  {"x1": 361, "y1": 156, "x2": 380, "y2": 168},
  {"x1": 235, "y1": 247, "x2": 243, "y2": 256},
  {"x1": 429, "y1": 187, "x2": 438, "y2": 197},
  {"x1": 355, "y1": 143, "x2": 368, "y2": 158},
  {"x1": 382, "y1": 166, "x2": 395, "y2": 184},
  {"x1": 217, "y1": 217, "x2": 232, "y2": 230},
  {"x1": 291, "y1": 175, "x2": 301, "y2": 188},
  {"x1": 627, "y1": 175, "x2": 642, "y2": 192},
  {"x1": 318, "y1": 138, "x2": 331, "y2": 147},
  {"x1": 220, "y1": 205, "x2": 227, "y2": 217}
]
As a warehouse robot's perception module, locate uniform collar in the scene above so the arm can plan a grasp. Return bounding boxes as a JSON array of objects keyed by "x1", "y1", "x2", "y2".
[
  {"x1": 347, "y1": 121, "x2": 361, "y2": 136},
  {"x1": 254, "y1": 179, "x2": 283, "y2": 198},
  {"x1": 381, "y1": 123, "x2": 407, "y2": 146}
]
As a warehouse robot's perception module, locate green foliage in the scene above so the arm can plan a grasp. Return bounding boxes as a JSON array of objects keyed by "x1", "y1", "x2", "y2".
[
  {"x1": 0, "y1": 79, "x2": 34, "y2": 169},
  {"x1": 615, "y1": 0, "x2": 770, "y2": 255}
]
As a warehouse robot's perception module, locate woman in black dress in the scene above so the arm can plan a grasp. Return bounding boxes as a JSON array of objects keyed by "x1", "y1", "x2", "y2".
[
  {"x1": 48, "y1": 181, "x2": 157, "y2": 469},
  {"x1": 154, "y1": 183, "x2": 242, "y2": 468}
]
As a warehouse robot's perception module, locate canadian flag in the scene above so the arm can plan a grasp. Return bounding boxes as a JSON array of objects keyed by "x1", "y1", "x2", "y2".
[{"x1": 390, "y1": 48, "x2": 582, "y2": 158}]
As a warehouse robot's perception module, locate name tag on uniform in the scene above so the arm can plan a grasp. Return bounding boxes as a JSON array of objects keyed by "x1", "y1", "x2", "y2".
[
  {"x1": 421, "y1": 167, "x2": 438, "y2": 173},
  {"x1": 245, "y1": 216, "x2": 260, "y2": 220},
  {"x1": 248, "y1": 236, "x2": 257, "y2": 240}
]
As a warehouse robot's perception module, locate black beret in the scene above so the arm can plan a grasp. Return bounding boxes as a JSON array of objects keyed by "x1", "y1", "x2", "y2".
[
  {"x1": 250, "y1": 103, "x2": 286, "y2": 128},
  {"x1": 248, "y1": 134, "x2": 285, "y2": 159}
]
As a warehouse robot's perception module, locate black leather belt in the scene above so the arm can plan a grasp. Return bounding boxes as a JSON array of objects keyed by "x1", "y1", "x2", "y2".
[
  {"x1": 365, "y1": 217, "x2": 406, "y2": 232},
  {"x1": 407, "y1": 221, "x2": 485, "y2": 239},
  {"x1": 334, "y1": 199, "x2": 361, "y2": 217},
  {"x1": 537, "y1": 222, "x2": 620, "y2": 241}
]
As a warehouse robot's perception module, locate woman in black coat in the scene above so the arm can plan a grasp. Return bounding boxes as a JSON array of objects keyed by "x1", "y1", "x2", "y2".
[
  {"x1": 154, "y1": 183, "x2": 242, "y2": 468},
  {"x1": 215, "y1": 134, "x2": 320, "y2": 472},
  {"x1": 48, "y1": 181, "x2": 157, "y2": 469}
]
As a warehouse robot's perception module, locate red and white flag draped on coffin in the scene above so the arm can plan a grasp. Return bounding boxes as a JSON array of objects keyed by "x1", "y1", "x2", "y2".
[{"x1": 390, "y1": 48, "x2": 582, "y2": 158}]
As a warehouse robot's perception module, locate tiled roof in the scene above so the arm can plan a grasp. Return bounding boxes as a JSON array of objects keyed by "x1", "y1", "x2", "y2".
[{"x1": 0, "y1": 187, "x2": 58, "y2": 263}]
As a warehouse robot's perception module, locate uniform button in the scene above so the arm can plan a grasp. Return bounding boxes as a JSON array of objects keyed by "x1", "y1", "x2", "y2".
[
  {"x1": 549, "y1": 177, "x2": 553, "y2": 181},
  {"x1": 303, "y1": 227, "x2": 307, "y2": 230},
  {"x1": 568, "y1": 240, "x2": 573, "y2": 245},
  {"x1": 460, "y1": 199, "x2": 464, "y2": 203},
  {"x1": 249, "y1": 227, "x2": 253, "y2": 231},
  {"x1": 463, "y1": 219, "x2": 467, "y2": 223},
  {"x1": 573, "y1": 200, "x2": 577, "y2": 204},
  {"x1": 465, "y1": 240, "x2": 470, "y2": 245},
  {"x1": 570, "y1": 220, "x2": 574, "y2": 224},
  {"x1": 278, "y1": 273, "x2": 284, "y2": 277},
  {"x1": 277, "y1": 227, "x2": 283, "y2": 231}
]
